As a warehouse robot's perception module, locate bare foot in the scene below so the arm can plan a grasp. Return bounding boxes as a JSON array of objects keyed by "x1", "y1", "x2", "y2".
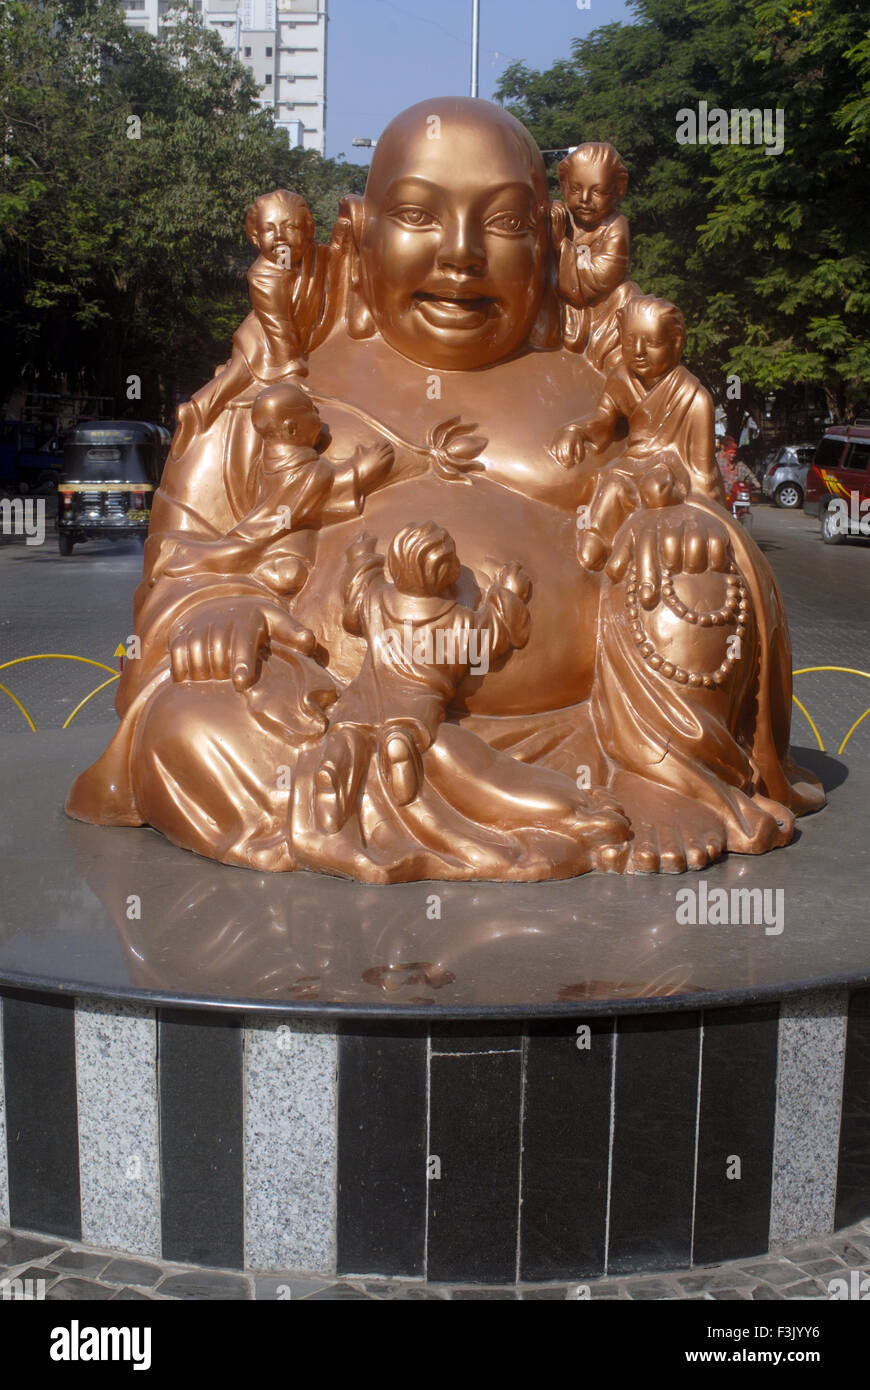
[
  {"x1": 603, "y1": 772, "x2": 729, "y2": 874},
  {"x1": 602, "y1": 771, "x2": 794, "y2": 874}
]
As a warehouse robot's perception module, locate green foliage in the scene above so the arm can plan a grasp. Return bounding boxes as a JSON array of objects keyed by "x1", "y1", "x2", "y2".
[
  {"x1": 497, "y1": 0, "x2": 870, "y2": 421},
  {"x1": 0, "y1": 0, "x2": 365, "y2": 415}
]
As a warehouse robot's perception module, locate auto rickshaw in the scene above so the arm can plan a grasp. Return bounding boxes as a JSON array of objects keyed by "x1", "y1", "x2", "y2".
[{"x1": 56, "y1": 421, "x2": 167, "y2": 556}]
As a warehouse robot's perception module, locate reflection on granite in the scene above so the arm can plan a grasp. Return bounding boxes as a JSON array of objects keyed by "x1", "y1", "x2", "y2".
[{"x1": 0, "y1": 730, "x2": 867, "y2": 1015}]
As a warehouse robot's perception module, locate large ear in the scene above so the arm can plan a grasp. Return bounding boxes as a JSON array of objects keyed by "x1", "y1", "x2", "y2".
[
  {"x1": 528, "y1": 202, "x2": 565, "y2": 350},
  {"x1": 337, "y1": 193, "x2": 364, "y2": 251},
  {"x1": 528, "y1": 284, "x2": 563, "y2": 351},
  {"x1": 337, "y1": 194, "x2": 376, "y2": 339}
]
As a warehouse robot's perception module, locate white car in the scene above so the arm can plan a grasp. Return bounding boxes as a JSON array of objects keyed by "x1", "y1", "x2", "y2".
[{"x1": 761, "y1": 443, "x2": 817, "y2": 508}]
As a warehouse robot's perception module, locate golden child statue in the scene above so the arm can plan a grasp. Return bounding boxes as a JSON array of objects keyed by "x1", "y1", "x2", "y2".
[{"x1": 551, "y1": 141, "x2": 641, "y2": 370}]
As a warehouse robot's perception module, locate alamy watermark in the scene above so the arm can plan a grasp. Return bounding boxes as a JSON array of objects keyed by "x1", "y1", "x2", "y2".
[
  {"x1": 0, "y1": 496, "x2": 45, "y2": 546},
  {"x1": 676, "y1": 102, "x2": 785, "y2": 157},
  {"x1": 50, "y1": 1322, "x2": 151, "y2": 1370},
  {"x1": 1, "y1": 1275, "x2": 46, "y2": 1300},
  {"x1": 827, "y1": 1271, "x2": 870, "y2": 1299},
  {"x1": 825, "y1": 492, "x2": 870, "y2": 537},
  {"x1": 374, "y1": 622, "x2": 490, "y2": 676},
  {"x1": 676, "y1": 880, "x2": 784, "y2": 935}
]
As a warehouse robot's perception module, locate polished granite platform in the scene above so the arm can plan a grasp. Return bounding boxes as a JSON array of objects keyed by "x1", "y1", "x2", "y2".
[
  {"x1": 1, "y1": 727, "x2": 868, "y2": 1280},
  {"x1": 0, "y1": 727, "x2": 865, "y2": 1016}
]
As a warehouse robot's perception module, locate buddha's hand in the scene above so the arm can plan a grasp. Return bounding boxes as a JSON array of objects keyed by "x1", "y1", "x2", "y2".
[
  {"x1": 549, "y1": 423, "x2": 587, "y2": 468},
  {"x1": 169, "y1": 596, "x2": 318, "y2": 691},
  {"x1": 606, "y1": 504, "x2": 732, "y2": 610}
]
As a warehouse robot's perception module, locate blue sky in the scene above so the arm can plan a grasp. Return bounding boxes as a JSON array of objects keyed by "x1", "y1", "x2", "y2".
[{"x1": 325, "y1": 0, "x2": 634, "y2": 161}]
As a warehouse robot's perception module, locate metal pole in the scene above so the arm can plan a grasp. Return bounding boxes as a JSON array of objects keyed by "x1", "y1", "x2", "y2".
[{"x1": 470, "y1": 0, "x2": 480, "y2": 98}]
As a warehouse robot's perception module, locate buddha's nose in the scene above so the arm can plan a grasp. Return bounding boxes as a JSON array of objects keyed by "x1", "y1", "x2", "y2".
[{"x1": 436, "y1": 216, "x2": 486, "y2": 275}]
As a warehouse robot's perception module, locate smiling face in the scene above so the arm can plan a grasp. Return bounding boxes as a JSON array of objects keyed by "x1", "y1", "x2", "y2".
[
  {"x1": 358, "y1": 99, "x2": 549, "y2": 370},
  {"x1": 619, "y1": 301, "x2": 684, "y2": 388}
]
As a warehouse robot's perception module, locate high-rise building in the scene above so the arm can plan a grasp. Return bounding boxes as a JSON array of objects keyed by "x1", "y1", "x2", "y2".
[{"x1": 119, "y1": 1, "x2": 328, "y2": 153}]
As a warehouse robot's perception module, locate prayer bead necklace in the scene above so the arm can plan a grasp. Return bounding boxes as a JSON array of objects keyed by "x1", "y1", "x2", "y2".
[{"x1": 624, "y1": 561, "x2": 749, "y2": 689}]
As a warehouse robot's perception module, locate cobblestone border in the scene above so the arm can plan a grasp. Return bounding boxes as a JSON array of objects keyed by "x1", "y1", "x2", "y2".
[{"x1": 1, "y1": 1218, "x2": 868, "y2": 1301}]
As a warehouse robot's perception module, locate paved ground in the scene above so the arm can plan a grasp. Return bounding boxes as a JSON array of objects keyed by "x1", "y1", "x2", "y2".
[
  {"x1": 1, "y1": 500, "x2": 869, "y2": 753},
  {"x1": 1, "y1": 1218, "x2": 868, "y2": 1300}
]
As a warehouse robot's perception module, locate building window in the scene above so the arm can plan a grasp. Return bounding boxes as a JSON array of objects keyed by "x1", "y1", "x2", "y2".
[
  {"x1": 265, "y1": 74, "x2": 272, "y2": 84},
  {"x1": 266, "y1": 46, "x2": 272, "y2": 56},
  {"x1": 244, "y1": 46, "x2": 251, "y2": 56},
  {"x1": 125, "y1": 1, "x2": 146, "y2": 10}
]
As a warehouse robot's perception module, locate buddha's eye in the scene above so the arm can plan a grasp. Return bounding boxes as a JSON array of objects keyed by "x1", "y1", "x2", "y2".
[
  {"x1": 390, "y1": 206, "x2": 439, "y2": 229},
  {"x1": 486, "y1": 211, "x2": 532, "y2": 235}
]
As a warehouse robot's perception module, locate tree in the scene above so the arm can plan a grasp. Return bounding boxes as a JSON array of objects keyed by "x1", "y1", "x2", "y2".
[
  {"x1": 497, "y1": 0, "x2": 870, "y2": 424},
  {"x1": 0, "y1": 0, "x2": 365, "y2": 417},
  {"x1": 698, "y1": 0, "x2": 870, "y2": 422}
]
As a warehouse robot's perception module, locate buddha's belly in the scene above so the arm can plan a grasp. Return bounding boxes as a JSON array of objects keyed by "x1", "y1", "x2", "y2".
[{"x1": 294, "y1": 474, "x2": 598, "y2": 716}]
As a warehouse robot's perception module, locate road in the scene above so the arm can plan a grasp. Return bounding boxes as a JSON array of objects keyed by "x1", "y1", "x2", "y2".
[{"x1": 0, "y1": 500, "x2": 868, "y2": 757}]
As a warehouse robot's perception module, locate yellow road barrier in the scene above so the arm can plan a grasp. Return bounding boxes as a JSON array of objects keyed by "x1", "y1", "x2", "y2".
[{"x1": 0, "y1": 657, "x2": 869, "y2": 754}]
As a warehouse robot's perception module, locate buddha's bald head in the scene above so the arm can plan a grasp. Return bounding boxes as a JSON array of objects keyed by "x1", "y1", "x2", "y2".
[
  {"x1": 366, "y1": 98, "x2": 549, "y2": 207},
  {"x1": 356, "y1": 98, "x2": 551, "y2": 369}
]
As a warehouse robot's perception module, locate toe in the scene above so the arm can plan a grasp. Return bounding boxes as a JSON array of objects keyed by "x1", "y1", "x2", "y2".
[
  {"x1": 656, "y1": 822, "x2": 688, "y2": 872},
  {"x1": 704, "y1": 834, "x2": 725, "y2": 864},
  {"x1": 659, "y1": 844, "x2": 687, "y2": 874},
  {"x1": 685, "y1": 839, "x2": 709, "y2": 871},
  {"x1": 594, "y1": 842, "x2": 629, "y2": 873},
  {"x1": 630, "y1": 830, "x2": 660, "y2": 874}
]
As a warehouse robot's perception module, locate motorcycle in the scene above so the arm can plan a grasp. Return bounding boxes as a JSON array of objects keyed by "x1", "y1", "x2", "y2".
[{"x1": 728, "y1": 480, "x2": 753, "y2": 530}]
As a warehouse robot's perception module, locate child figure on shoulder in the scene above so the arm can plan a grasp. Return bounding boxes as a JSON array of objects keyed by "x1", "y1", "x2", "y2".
[
  {"x1": 173, "y1": 190, "x2": 330, "y2": 457},
  {"x1": 553, "y1": 141, "x2": 640, "y2": 372}
]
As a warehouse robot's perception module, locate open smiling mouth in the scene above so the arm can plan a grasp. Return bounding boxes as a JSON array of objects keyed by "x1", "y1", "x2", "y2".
[{"x1": 413, "y1": 292, "x2": 497, "y2": 331}]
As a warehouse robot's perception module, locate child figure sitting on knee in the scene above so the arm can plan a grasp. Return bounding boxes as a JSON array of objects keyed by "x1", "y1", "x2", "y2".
[
  {"x1": 149, "y1": 382, "x2": 393, "y2": 600},
  {"x1": 314, "y1": 521, "x2": 531, "y2": 834}
]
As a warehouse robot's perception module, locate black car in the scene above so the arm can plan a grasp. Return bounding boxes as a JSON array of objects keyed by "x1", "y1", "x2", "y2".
[{"x1": 56, "y1": 421, "x2": 167, "y2": 556}]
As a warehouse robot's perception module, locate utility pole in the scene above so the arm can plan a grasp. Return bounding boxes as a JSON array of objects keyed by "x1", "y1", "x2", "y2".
[{"x1": 470, "y1": 0, "x2": 480, "y2": 98}]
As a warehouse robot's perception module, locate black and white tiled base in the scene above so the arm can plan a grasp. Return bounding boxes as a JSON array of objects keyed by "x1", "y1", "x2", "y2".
[{"x1": 0, "y1": 987, "x2": 868, "y2": 1282}]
